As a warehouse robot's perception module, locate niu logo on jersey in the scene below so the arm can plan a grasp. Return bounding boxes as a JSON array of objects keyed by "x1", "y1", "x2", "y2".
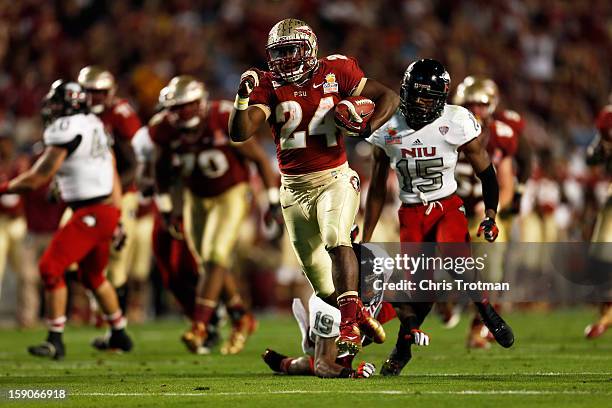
[{"x1": 401, "y1": 147, "x2": 437, "y2": 158}]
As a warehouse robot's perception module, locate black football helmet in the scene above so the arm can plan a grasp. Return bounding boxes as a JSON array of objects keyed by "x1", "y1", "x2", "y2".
[
  {"x1": 400, "y1": 59, "x2": 450, "y2": 129},
  {"x1": 41, "y1": 80, "x2": 87, "y2": 123}
]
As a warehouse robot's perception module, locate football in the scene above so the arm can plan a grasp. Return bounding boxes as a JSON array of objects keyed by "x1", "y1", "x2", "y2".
[{"x1": 334, "y1": 96, "x2": 375, "y2": 133}]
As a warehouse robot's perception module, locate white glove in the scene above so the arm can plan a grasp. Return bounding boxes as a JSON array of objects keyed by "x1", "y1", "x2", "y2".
[
  {"x1": 352, "y1": 361, "x2": 376, "y2": 378},
  {"x1": 411, "y1": 329, "x2": 430, "y2": 346}
]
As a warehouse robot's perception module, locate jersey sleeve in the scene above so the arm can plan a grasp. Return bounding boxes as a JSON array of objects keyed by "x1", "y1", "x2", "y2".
[
  {"x1": 308, "y1": 295, "x2": 340, "y2": 339},
  {"x1": 329, "y1": 56, "x2": 366, "y2": 97},
  {"x1": 43, "y1": 117, "x2": 80, "y2": 146},
  {"x1": 112, "y1": 100, "x2": 142, "y2": 140},
  {"x1": 446, "y1": 106, "x2": 482, "y2": 147}
]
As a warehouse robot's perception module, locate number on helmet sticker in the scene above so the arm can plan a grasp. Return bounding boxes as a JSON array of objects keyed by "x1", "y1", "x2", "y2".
[
  {"x1": 397, "y1": 158, "x2": 444, "y2": 193},
  {"x1": 277, "y1": 97, "x2": 338, "y2": 150},
  {"x1": 313, "y1": 311, "x2": 334, "y2": 335}
]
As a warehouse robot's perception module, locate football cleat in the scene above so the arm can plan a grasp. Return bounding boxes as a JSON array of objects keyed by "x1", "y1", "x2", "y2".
[
  {"x1": 28, "y1": 340, "x2": 65, "y2": 361},
  {"x1": 262, "y1": 348, "x2": 287, "y2": 373},
  {"x1": 380, "y1": 347, "x2": 411, "y2": 376},
  {"x1": 478, "y1": 303, "x2": 514, "y2": 348},
  {"x1": 584, "y1": 323, "x2": 608, "y2": 339},
  {"x1": 336, "y1": 321, "x2": 362, "y2": 357},
  {"x1": 467, "y1": 322, "x2": 491, "y2": 349},
  {"x1": 91, "y1": 329, "x2": 133, "y2": 352},
  {"x1": 181, "y1": 322, "x2": 208, "y2": 355},
  {"x1": 358, "y1": 306, "x2": 386, "y2": 344},
  {"x1": 220, "y1": 312, "x2": 258, "y2": 355}
]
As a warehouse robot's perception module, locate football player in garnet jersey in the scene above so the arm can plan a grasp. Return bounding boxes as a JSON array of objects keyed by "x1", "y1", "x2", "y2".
[
  {"x1": 363, "y1": 59, "x2": 514, "y2": 373},
  {"x1": 584, "y1": 104, "x2": 612, "y2": 339},
  {"x1": 78, "y1": 66, "x2": 141, "y2": 312},
  {"x1": 151, "y1": 75, "x2": 280, "y2": 355},
  {"x1": 452, "y1": 76, "x2": 518, "y2": 348},
  {"x1": 0, "y1": 80, "x2": 133, "y2": 359},
  {"x1": 229, "y1": 18, "x2": 399, "y2": 356}
]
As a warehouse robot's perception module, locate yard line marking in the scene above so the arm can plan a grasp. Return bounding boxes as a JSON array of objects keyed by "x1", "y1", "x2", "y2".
[{"x1": 74, "y1": 390, "x2": 612, "y2": 397}]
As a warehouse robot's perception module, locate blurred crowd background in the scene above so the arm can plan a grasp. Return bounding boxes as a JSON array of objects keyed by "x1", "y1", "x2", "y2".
[{"x1": 0, "y1": 0, "x2": 610, "y2": 325}]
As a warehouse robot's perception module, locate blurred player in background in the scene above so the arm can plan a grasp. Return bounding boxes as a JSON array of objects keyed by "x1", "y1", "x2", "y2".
[
  {"x1": 78, "y1": 66, "x2": 141, "y2": 312},
  {"x1": 0, "y1": 133, "x2": 32, "y2": 327},
  {"x1": 0, "y1": 80, "x2": 132, "y2": 359},
  {"x1": 230, "y1": 18, "x2": 398, "y2": 356},
  {"x1": 364, "y1": 59, "x2": 515, "y2": 373},
  {"x1": 151, "y1": 75, "x2": 280, "y2": 355},
  {"x1": 452, "y1": 76, "x2": 519, "y2": 348},
  {"x1": 584, "y1": 104, "x2": 612, "y2": 339}
]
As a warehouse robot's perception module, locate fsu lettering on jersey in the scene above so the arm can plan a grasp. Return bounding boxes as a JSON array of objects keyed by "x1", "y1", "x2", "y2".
[
  {"x1": 367, "y1": 105, "x2": 481, "y2": 205},
  {"x1": 248, "y1": 55, "x2": 366, "y2": 175},
  {"x1": 456, "y1": 119, "x2": 518, "y2": 215},
  {"x1": 149, "y1": 100, "x2": 249, "y2": 197}
]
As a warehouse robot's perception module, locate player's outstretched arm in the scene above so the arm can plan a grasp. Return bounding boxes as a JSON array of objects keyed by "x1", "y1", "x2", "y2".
[
  {"x1": 462, "y1": 137, "x2": 500, "y2": 241},
  {"x1": 360, "y1": 79, "x2": 400, "y2": 133},
  {"x1": 229, "y1": 70, "x2": 268, "y2": 142},
  {"x1": 363, "y1": 145, "x2": 390, "y2": 242},
  {"x1": 0, "y1": 146, "x2": 66, "y2": 194}
]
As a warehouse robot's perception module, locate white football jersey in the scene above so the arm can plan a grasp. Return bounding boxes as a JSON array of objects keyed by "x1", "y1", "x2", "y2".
[
  {"x1": 131, "y1": 126, "x2": 154, "y2": 164},
  {"x1": 367, "y1": 105, "x2": 481, "y2": 204},
  {"x1": 43, "y1": 113, "x2": 114, "y2": 202}
]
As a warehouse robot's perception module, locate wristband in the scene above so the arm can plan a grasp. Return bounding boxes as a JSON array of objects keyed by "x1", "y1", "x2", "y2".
[
  {"x1": 155, "y1": 193, "x2": 173, "y2": 213},
  {"x1": 234, "y1": 95, "x2": 250, "y2": 111},
  {"x1": 267, "y1": 188, "x2": 280, "y2": 205}
]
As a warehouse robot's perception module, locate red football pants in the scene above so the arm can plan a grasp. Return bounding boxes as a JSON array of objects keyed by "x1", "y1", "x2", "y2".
[
  {"x1": 399, "y1": 194, "x2": 470, "y2": 243},
  {"x1": 152, "y1": 212, "x2": 199, "y2": 319},
  {"x1": 39, "y1": 203, "x2": 120, "y2": 291}
]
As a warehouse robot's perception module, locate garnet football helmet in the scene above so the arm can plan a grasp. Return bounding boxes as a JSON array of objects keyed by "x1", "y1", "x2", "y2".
[
  {"x1": 453, "y1": 76, "x2": 499, "y2": 117},
  {"x1": 42, "y1": 80, "x2": 87, "y2": 122},
  {"x1": 266, "y1": 19, "x2": 318, "y2": 83},
  {"x1": 400, "y1": 59, "x2": 450, "y2": 129},
  {"x1": 77, "y1": 65, "x2": 116, "y2": 114},
  {"x1": 158, "y1": 75, "x2": 208, "y2": 130}
]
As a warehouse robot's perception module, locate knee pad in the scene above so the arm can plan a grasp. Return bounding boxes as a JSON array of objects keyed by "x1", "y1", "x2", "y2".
[{"x1": 39, "y1": 256, "x2": 66, "y2": 290}]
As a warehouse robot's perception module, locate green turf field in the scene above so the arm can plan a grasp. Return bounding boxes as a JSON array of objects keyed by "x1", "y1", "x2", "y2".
[{"x1": 0, "y1": 308, "x2": 610, "y2": 407}]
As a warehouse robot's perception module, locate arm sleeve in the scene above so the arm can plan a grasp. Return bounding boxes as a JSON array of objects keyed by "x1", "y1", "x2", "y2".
[
  {"x1": 113, "y1": 102, "x2": 142, "y2": 140},
  {"x1": 447, "y1": 106, "x2": 482, "y2": 147},
  {"x1": 43, "y1": 117, "x2": 77, "y2": 146},
  {"x1": 334, "y1": 56, "x2": 365, "y2": 97}
]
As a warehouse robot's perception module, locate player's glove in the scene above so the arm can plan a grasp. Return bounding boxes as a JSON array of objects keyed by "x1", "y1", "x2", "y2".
[
  {"x1": 477, "y1": 217, "x2": 499, "y2": 242},
  {"x1": 112, "y1": 222, "x2": 127, "y2": 251},
  {"x1": 350, "y1": 224, "x2": 360, "y2": 243},
  {"x1": 334, "y1": 109, "x2": 372, "y2": 138},
  {"x1": 264, "y1": 203, "x2": 284, "y2": 238},
  {"x1": 408, "y1": 329, "x2": 430, "y2": 346},
  {"x1": 238, "y1": 70, "x2": 259, "y2": 98},
  {"x1": 350, "y1": 361, "x2": 376, "y2": 379}
]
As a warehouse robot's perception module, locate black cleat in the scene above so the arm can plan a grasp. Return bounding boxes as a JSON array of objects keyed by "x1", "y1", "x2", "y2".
[
  {"x1": 28, "y1": 340, "x2": 65, "y2": 360},
  {"x1": 262, "y1": 348, "x2": 287, "y2": 373},
  {"x1": 479, "y1": 303, "x2": 514, "y2": 348},
  {"x1": 380, "y1": 346, "x2": 411, "y2": 376},
  {"x1": 203, "y1": 329, "x2": 220, "y2": 350},
  {"x1": 92, "y1": 329, "x2": 133, "y2": 352}
]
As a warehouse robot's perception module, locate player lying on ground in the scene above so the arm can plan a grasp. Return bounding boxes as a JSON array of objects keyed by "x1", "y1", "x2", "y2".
[
  {"x1": 230, "y1": 18, "x2": 399, "y2": 356},
  {"x1": 0, "y1": 80, "x2": 133, "y2": 359},
  {"x1": 263, "y1": 244, "x2": 431, "y2": 378},
  {"x1": 363, "y1": 60, "x2": 514, "y2": 361}
]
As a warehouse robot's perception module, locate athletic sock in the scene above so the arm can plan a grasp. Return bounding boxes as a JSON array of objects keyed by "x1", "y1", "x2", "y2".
[
  {"x1": 46, "y1": 316, "x2": 66, "y2": 334},
  {"x1": 193, "y1": 298, "x2": 216, "y2": 329},
  {"x1": 105, "y1": 310, "x2": 127, "y2": 331},
  {"x1": 337, "y1": 291, "x2": 360, "y2": 323}
]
